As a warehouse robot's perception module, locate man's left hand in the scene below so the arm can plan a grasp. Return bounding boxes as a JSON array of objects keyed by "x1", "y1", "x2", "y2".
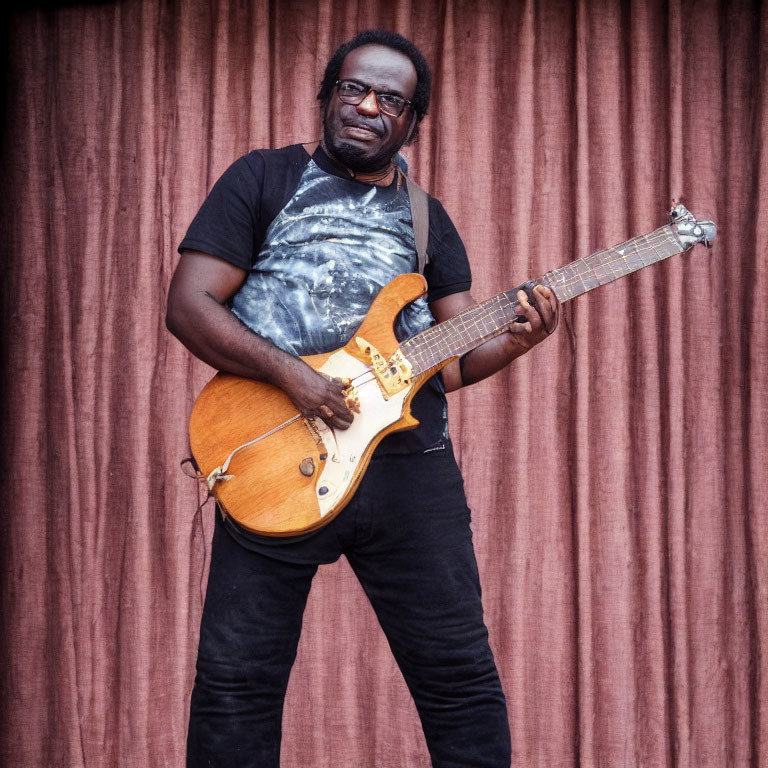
[
  {"x1": 508, "y1": 284, "x2": 559, "y2": 353},
  {"x1": 432, "y1": 284, "x2": 560, "y2": 393}
]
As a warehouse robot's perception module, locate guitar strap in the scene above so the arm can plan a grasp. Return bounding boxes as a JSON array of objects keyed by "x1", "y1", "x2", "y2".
[
  {"x1": 404, "y1": 173, "x2": 429, "y2": 275},
  {"x1": 303, "y1": 141, "x2": 429, "y2": 274}
]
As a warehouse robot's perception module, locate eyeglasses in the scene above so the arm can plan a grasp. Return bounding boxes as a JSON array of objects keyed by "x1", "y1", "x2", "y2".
[{"x1": 334, "y1": 80, "x2": 413, "y2": 118}]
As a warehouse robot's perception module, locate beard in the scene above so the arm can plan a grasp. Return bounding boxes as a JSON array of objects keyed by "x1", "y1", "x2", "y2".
[{"x1": 322, "y1": 112, "x2": 397, "y2": 174}]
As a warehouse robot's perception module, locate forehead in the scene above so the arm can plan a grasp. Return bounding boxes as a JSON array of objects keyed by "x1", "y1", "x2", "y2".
[{"x1": 339, "y1": 44, "x2": 417, "y2": 97}]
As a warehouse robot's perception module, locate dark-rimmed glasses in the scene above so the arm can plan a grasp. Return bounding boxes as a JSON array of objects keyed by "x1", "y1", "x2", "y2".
[{"x1": 334, "y1": 80, "x2": 413, "y2": 118}]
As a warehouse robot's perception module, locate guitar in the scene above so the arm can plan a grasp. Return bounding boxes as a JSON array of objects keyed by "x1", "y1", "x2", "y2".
[{"x1": 189, "y1": 203, "x2": 716, "y2": 536}]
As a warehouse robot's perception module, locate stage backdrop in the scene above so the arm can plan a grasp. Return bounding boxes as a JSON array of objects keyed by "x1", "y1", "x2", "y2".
[{"x1": 2, "y1": 0, "x2": 766, "y2": 766}]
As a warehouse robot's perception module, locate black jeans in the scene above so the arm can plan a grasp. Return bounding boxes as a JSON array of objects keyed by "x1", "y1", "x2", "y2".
[{"x1": 187, "y1": 447, "x2": 511, "y2": 767}]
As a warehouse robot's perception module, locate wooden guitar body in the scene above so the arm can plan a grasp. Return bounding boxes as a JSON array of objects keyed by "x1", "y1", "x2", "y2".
[{"x1": 189, "y1": 273, "x2": 446, "y2": 536}]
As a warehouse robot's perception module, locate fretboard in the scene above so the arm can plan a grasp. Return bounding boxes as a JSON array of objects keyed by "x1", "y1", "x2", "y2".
[{"x1": 401, "y1": 223, "x2": 683, "y2": 375}]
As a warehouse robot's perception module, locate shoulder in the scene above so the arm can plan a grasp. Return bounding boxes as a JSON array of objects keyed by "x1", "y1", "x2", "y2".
[
  {"x1": 217, "y1": 143, "x2": 315, "y2": 229},
  {"x1": 423, "y1": 194, "x2": 465, "y2": 256},
  {"x1": 177, "y1": 144, "x2": 313, "y2": 268},
  {"x1": 426, "y1": 195, "x2": 456, "y2": 229},
  {"x1": 225, "y1": 143, "x2": 311, "y2": 185},
  {"x1": 419, "y1": 193, "x2": 471, "y2": 302}
]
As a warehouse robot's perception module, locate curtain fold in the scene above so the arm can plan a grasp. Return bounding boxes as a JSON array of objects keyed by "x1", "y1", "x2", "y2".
[{"x1": 1, "y1": 0, "x2": 765, "y2": 766}]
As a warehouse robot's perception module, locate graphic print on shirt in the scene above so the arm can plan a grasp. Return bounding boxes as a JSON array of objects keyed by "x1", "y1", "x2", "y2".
[{"x1": 231, "y1": 159, "x2": 434, "y2": 356}]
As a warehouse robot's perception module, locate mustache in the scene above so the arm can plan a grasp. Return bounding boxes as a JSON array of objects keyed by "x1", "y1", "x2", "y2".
[{"x1": 342, "y1": 119, "x2": 383, "y2": 137}]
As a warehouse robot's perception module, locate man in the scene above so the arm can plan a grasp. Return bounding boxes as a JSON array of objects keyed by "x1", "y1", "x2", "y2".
[{"x1": 167, "y1": 29, "x2": 558, "y2": 768}]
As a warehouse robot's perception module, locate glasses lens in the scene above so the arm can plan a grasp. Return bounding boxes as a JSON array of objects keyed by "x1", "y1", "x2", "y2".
[
  {"x1": 336, "y1": 81, "x2": 407, "y2": 117},
  {"x1": 337, "y1": 81, "x2": 367, "y2": 103},
  {"x1": 377, "y1": 94, "x2": 405, "y2": 117}
]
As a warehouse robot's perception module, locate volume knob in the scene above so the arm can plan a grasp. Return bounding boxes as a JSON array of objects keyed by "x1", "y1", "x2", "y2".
[{"x1": 299, "y1": 457, "x2": 315, "y2": 477}]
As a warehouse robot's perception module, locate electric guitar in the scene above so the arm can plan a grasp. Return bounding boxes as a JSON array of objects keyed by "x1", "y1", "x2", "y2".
[{"x1": 188, "y1": 203, "x2": 716, "y2": 536}]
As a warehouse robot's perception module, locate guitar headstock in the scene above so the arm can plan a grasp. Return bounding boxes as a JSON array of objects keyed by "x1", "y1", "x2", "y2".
[{"x1": 669, "y1": 202, "x2": 717, "y2": 249}]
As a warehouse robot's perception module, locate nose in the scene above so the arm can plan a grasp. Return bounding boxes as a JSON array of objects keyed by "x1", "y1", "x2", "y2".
[{"x1": 356, "y1": 89, "x2": 380, "y2": 116}]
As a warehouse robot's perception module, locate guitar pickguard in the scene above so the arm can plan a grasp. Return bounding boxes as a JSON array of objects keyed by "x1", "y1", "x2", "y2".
[{"x1": 312, "y1": 349, "x2": 411, "y2": 516}]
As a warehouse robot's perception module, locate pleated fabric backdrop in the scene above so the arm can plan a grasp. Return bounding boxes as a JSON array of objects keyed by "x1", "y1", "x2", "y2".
[{"x1": 1, "y1": 0, "x2": 766, "y2": 766}]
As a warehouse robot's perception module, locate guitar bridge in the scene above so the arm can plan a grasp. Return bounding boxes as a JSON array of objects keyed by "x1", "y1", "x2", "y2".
[{"x1": 355, "y1": 337, "x2": 413, "y2": 399}]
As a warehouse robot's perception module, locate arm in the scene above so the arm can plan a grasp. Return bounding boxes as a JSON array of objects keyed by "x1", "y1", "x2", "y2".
[
  {"x1": 430, "y1": 284, "x2": 559, "y2": 393},
  {"x1": 166, "y1": 250, "x2": 353, "y2": 429}
]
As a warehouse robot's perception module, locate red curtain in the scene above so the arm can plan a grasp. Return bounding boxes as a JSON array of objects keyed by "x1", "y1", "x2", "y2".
[{"x1": 2, "y1": 0, "x2": 766, "y2": 765}]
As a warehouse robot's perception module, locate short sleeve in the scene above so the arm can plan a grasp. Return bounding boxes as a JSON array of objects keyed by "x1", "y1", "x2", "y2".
[
  {"x1": 178, "y1": 154, "x2": 265, "y2": 270},
  {"x1": 424, "y1": 197, "x2": 472, "y2": 303}
]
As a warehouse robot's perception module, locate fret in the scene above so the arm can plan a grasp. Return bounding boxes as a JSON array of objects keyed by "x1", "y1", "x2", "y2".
[
  {"x1": 403, "y1": 290, "x2": 520, "y2": 375},
  {"x1": 638, "y1": 238, "x2": 659, "y2": 267},
  {"x1": 607, "y1": 253, "x2": 624, "y2": 282},
  {"x1": 399, "y1": 217, "x2": 702, "y2": 376},
  {"x1": 582, "y1": 252, "x2": 610, "y2": 287},
  {"x1": 544, "y1": 225, "x2": 683, "y2": 304},
  {"x1": 612, "y1": 249, "x2": 631, "y2": 271},
  {"x1": 544, "y1": 268, "x2": 575, "y2": 301},
  {"x1": 643, "y1": 232, "x2": 666, "y2": 263}
]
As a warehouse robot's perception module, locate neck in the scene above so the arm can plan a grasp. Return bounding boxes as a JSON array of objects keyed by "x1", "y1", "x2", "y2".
[
  {"x1": 320, "y1": 140, "x2": 395, "y2": 185},
  {"x1": 352, "y1": 165, "x2": 396, "y2": 184}
]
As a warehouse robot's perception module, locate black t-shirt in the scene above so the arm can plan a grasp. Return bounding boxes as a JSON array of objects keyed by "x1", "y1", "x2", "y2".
[{"x1": 179, "y1": 143, "x2": 471, "y2": 455}]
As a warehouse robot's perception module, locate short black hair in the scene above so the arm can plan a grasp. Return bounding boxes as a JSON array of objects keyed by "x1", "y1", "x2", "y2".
[{"x1": 317, "y1": 29, "x2": 432, "y2": 131}]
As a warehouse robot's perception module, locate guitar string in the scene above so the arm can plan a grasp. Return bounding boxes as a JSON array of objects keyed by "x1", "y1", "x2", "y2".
[
  {"x1": 404, "y1": 228, "x2": 682, "y2": 373},
  {"x1": 405, "y1": 234, "x2": 678, "y2": 373},
  {"x1": 206, "y1": 368, "x2": 381, "y2": 487},
  {"x1": 546, "y1": 228, "x2": 679, "y2": 295},
  {"x1": 209, "y1": 226, "x2": 687, "y2": 484}
]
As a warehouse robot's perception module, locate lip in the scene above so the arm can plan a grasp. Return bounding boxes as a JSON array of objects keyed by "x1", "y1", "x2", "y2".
[{"x1": 341, "y1": 121, "x2": 383, "y2": 139}]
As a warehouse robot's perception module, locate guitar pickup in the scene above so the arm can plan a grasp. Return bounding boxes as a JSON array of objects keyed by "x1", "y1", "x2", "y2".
[{"x1": 355, "y1": 337, "x2": 413, "y2": 399}]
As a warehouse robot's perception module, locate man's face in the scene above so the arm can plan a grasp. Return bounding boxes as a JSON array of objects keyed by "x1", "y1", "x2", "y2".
[{"x1": 323, "y1": 44, "x2": 418, "y2": 173}]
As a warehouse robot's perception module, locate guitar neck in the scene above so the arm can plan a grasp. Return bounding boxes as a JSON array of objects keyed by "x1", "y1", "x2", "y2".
[
  {"x1": 543, "y1": 223, "x2": 682, "y2": 302},
  {"x1": 401, "y1": 223, "x2": 684, "y2": 376}
]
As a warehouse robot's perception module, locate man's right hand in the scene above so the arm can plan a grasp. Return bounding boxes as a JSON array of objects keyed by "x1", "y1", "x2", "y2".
[
  {"x1": 276, "y1": 360, "x2": 354, "y2": 431},
  {"x1": 166, "y1": 250, "x2": 353, "y2": 430}
]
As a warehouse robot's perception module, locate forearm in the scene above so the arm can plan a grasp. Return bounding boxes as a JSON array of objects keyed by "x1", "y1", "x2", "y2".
[
  {"x1": 439, "y1": 285, "x2": 559, "y2": 393},
  {"x1": 454, "y1": 331, "x2": 529, "y2": 389},
  {"x1": 166, "y1": 249, "x2": 353, "y2": 428},
  {"x1": 166, "y1": 289, "x2": 305, "y2": 388}
]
